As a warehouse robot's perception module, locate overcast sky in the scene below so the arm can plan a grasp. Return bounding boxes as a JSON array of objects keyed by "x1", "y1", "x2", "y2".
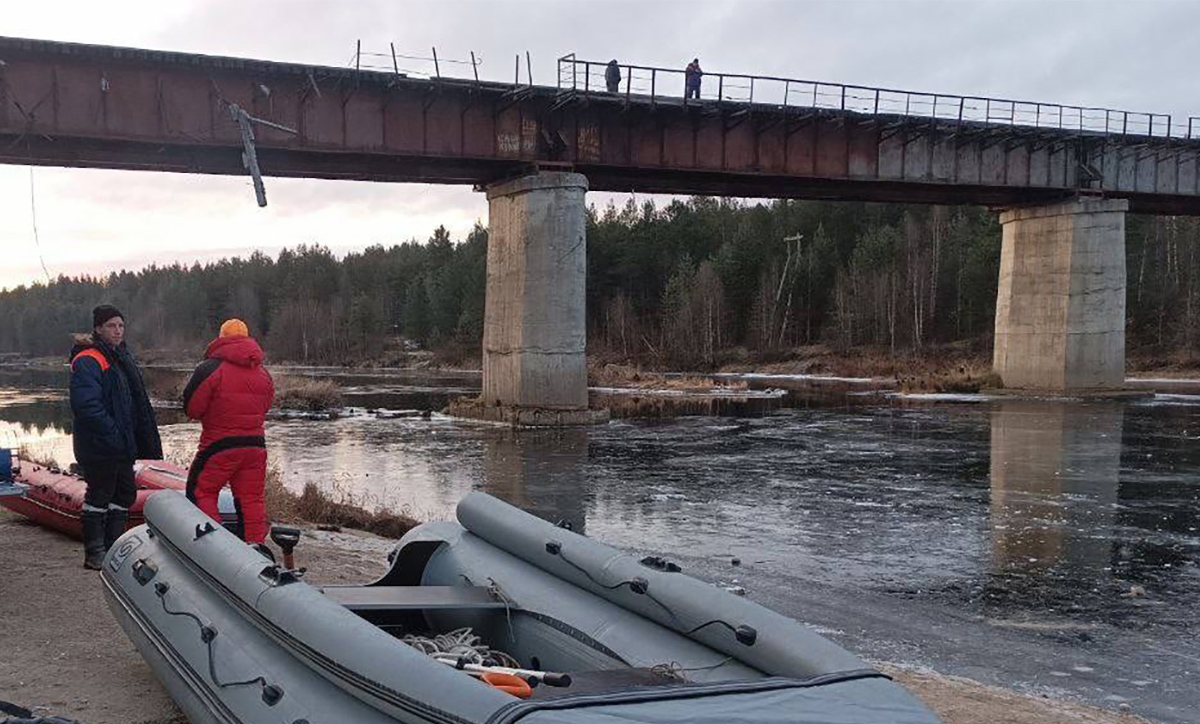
[{"x1": 2, "y1": 0, "x2": 1197, "y2": 290}]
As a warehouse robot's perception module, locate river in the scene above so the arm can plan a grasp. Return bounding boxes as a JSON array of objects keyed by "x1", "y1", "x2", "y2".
[{"x1": 1, "y1": 365, "x2": 1196, "y2": 723}]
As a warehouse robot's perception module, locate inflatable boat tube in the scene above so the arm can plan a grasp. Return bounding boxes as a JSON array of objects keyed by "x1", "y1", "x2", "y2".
[{"x1": 455, "y1": 491, "x2": 865, "y2": 679}]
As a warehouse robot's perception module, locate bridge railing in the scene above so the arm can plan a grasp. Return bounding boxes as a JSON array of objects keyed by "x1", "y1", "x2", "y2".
[
  {"x1": 351, "y1": 41, "x2": 483, "y2": 82},
  {"x1": 557, "y1": 55, "x2": 1200, "y2": 141}
]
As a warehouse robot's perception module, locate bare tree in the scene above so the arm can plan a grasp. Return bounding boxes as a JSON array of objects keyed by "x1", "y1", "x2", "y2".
[{"x1": 603, "y1": 292, "x2": 637, "y2": 356}]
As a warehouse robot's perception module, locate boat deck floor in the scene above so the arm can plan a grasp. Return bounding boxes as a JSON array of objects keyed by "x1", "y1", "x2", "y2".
[{"x1": 322, "y1": 585, "x2": 690, "y2": 700}]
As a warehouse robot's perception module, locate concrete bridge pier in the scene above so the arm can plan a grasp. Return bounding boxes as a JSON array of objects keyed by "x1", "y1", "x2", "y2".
[
  {"x1": 993, "y1": 198, "x2": 1129, "y2": 393},
  {"x1": 450, "y1": 171, "x2": 608, "y2": 426}
]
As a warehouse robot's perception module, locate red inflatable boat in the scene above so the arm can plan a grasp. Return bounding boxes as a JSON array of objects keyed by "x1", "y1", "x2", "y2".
[{"x1": 1, "y1": 459, "x2": 236, "y2": 538}]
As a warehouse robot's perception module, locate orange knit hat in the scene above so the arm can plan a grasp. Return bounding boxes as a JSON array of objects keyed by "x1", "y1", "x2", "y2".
[{"x1": 219, "y1": 318, "x2": 249, "y2": 338}]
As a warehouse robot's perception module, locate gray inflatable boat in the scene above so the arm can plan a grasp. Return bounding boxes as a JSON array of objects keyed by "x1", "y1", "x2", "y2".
[{"x1": 102, "y1": 491, "x2": 944, "y2": 724}]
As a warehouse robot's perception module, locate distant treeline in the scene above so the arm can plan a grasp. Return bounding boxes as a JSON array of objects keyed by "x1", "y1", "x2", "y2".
[{"x1": 1, "y1": 198, "x2": 1197, "y2": 367}]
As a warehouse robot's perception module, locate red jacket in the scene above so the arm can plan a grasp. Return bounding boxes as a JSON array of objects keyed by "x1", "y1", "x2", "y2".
[{"x1": 182, "y1": 336, "x2": 275, "y2": 450}]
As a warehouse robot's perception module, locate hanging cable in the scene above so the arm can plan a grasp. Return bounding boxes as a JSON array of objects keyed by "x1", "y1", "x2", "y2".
[{"x1": 28, "y1": 167, "x2": 51, "y2": 283}]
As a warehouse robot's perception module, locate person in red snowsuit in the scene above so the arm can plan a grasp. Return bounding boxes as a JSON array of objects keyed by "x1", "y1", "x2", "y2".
[{"x1": 182, "y1": 319, "x2": 275, "y2": 543}]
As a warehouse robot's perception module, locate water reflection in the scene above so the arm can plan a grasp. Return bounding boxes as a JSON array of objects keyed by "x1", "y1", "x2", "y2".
[
  {"x1": 244, "y1": 415, "x2": 479, "y2": 518},
  {"x1": 482, "y1": 429, "x2": 589, "y2": 534},
  {"x1": 0, "y1": 366, "x2": 67, "y2": 390},
  {"x1": 0, "y1": 389, "x2": 73, "y2": 460},
  {"x1": 0, "y1": 398, "x2": 73, "y2": 435},
  {"x1": 988, "y1": 400, "x2": 1122, "y2": 585}
]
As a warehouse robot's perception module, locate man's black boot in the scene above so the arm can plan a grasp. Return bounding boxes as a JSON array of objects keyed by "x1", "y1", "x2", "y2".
[
  {"x1": 103, "y1": 507, "x2": 129, "y2": 551},
  {"x1": 82, "y1": 511, "x2": 106, "y2": 570}
]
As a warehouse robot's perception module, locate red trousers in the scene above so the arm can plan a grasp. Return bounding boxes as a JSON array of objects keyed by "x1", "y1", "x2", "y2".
[{"x1": 188, "y1": 446, "x2": 269, "y2": 544}]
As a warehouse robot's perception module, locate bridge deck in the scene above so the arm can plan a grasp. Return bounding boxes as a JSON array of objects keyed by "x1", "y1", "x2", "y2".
[{"x1": 2, "y1": 37, "x2": 1199, "y2": 213}]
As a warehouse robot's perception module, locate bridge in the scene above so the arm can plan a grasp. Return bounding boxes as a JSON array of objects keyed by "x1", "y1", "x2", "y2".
[{"x1": 2, "y1": 37, "x2": 1196, "y2": 420}]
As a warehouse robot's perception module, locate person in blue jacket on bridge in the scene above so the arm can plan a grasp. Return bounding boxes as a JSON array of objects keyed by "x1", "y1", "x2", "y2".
[
  {"x1": 684, "y1": 58, "x2": 703, "y2": 100},
  {"x1": 69, "y1": 304, "x2": 162, "y2": 569}
]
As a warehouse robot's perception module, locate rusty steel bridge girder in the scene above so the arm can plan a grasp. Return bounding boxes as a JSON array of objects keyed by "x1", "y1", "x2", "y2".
[{"x1": 2, "y1": 36, "x2": 1200, "y2": 214}]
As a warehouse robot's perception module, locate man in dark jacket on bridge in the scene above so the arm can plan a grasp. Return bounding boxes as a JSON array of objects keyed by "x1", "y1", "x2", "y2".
[
  {"x1": 182, "y1": 319, "x2": 275, "y2": 546},
  {"x1": 69, "y1": 304, "x2": 163, "y2": 570},
  {"x1": 605, "y1": 59, "x2": 622, "y2": 93}
]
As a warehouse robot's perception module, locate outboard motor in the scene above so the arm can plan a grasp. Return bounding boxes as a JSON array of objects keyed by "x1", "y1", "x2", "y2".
[{"x1": 270, "y1": 525, "x2": 302, "y2": 570}]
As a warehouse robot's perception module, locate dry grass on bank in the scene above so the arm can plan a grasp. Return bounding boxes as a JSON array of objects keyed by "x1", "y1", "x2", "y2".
[
  {"x1": 593, "y1": 341, "x2": 1004, "y2": 393},
  {"x1": 272, "y1": 375, "x2": 344, "y2": 412},
  {"x1": 16, "y1": 444, "x2": 59, "y2": 469},
  {"x1": 144, "y1": 370, "x2": 344, "y2": 411},
  {"x1": 594, "y1": 392, "x2": 779, "y2": 419},
  {"x1": 590, "y1": 363, "x2": 748, "y2": 391},
  {"x1": 590, "y1": 352, "x2": 1004, "y2": 394},
  {"x1": 429, "y1": 344, "x2": 483, "y2": 370},
  {"x1": 712, "y1": 344, "x2": 1004, "y2": 393},
  {"x1": 264, "y1": 467, "x2": 418, "y2": 539},
  {"x1": 631, "y1": 374, "x2": 748, "y2": 392},
  {"x1": 1127, "y1": 348, "x2": 1200, "y2": 376},
  {"x1": 897, "y1": 364, "x2": 1003, "y2": 394}
]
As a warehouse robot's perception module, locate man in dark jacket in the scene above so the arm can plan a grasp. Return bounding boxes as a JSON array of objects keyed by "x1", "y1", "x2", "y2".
[
  {"x1": 69, "y1": 304, "x2": 163, "y2": 569},
  {"x1": 605, "y1": 59, "x2": 622, "y2": 93},
  {"x1": 182, "y1": 319, "x2": 275, "y2": 545}
]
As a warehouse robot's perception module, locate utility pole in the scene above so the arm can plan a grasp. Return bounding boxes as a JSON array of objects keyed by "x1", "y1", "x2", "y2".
[{"x1": 779, "y1": 233, "x2": 805, "y2": 348}]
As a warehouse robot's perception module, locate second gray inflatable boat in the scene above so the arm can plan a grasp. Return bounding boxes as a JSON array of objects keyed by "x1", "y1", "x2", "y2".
[{"x1": 103, "y1": 491, "x2": 944, "y2": 723}]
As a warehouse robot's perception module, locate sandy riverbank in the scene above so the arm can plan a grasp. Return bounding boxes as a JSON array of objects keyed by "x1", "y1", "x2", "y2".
[{"x1": 0, "y1": 508, "x2": 1152, "y2": 724}]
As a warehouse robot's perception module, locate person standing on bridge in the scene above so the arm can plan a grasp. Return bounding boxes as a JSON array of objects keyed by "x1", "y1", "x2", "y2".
[
  {"x1": 182, "y1": 319, "x2": 275, "y2": 552},
  {"x1": 69, "y1": 304, "x2": 163, "y2": 570},
  {"x1": 605, "y1": 59, "x2": 622, "y2": 93},
  {"x1": 684, "y1": 58, "x2": 703, "y2": 100}
]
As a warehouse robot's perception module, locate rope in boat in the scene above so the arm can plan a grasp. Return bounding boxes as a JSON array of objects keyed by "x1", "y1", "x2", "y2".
[
  {"x1": 487, "y1": 578, "x2": 518, "y2": 644},
  {"x1": 401, "y1": 628, "x2": 521, "y2": 668},
  {"x1": 650, "y1": 655, "x2": 735, "y2": 681}
]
